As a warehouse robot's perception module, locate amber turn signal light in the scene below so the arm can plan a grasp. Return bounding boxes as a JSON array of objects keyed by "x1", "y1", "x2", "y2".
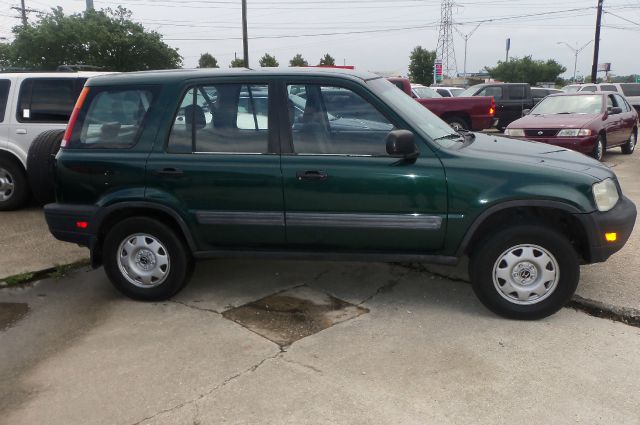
[{"x1": 605, "y1": 232, "x2": 617, "y2": 242}]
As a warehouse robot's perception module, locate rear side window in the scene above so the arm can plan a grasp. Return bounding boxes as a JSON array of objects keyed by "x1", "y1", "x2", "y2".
[
  {"x1": 167, "y1": 83, "x2": 269, "y2": 154},
  {"x1": 17, "y1": 78, "x2": 85, "y2": 123},
  {"x1": 0, "y1": 80, "x2": 10, "y2": 123},
  {"x1": 600, "y1": 85, "x2": 617, "y2": 92},
  {"x1": 613, "y1": 94, "x2": 630, "y2": 112},
  {"x1": 66, "y1": 87, "x2": 155, "y2": 149},
  {"x1": 508, "y1": 85, "x2": 526, "y2": 100},
  {"x1": 581, "y1": 86, "x2": 597, "y2": 92},
  {"x1": 436, "y1": 88, "x2": 451, "y2": 97},
  {"x1": 621, "y1": 84, "x2": 640, "y2": 97}
]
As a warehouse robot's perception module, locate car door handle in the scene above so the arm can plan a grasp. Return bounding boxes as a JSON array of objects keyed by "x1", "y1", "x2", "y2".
[
  {"x1": 296, "y1": 170, "x2": 328, "y2": 181},
  {"x1": 15, "y1": 129, "x2": 27, "y2": 134},
  {"x1": 154, "y1": 167, "x2": 185, "y2": 177}
]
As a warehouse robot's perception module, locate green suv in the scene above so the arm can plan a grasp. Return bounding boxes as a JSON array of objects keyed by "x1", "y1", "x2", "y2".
[{"x1": 44, "y1": 68, "x2": 636, "y2": 319}]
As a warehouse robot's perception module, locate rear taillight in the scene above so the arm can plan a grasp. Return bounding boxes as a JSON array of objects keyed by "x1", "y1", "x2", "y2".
[
  {"x1": 61, "y1": 87, "x2": 90, "y2": 148},
  {"x1": 489, "y1": 98, "x2": 496, "y2": 116}
]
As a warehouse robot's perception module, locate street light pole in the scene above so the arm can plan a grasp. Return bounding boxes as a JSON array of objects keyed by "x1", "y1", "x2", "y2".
[
  {"x1": 242, "y1": 0, "x2": 249, "y2": 68},
  {"x1": 557, "y1": 40, "x2": 593, "y2": 82},
  {"x1": 454, "y1": 23, "x2": 481, "y2": 86}
]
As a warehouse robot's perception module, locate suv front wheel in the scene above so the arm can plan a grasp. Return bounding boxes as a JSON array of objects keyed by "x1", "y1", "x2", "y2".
[
  {"x1": 469, "y1": 225, "x2": 579, "y2": 320},
  {"x1": 103, "y1": 217, "x2": 193, "y2": 300}
]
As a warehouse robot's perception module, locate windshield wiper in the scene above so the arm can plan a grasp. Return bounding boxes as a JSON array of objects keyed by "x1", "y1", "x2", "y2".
[{"x1": 433, "y1": 133, "x2": 464, "y2": 142}]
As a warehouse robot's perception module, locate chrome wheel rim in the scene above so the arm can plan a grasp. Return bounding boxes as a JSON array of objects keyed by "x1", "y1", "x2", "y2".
[
  {"x1": 596, "y1": 139, "x2": 604, "y2": 160},
  {"x1": 492, "y1": 244, "x2": 560, "y2": 305},
  {"x1": 117, "y1": 233, "x2": 170, "y2": 288},
  {"x1": 629, "y1": 132, "x2": 636, "y2": 152},
  {"x1": 0, "y1": 167, "x2": 15, "y2": 202}
]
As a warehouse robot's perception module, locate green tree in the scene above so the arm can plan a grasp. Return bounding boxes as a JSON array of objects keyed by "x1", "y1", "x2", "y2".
[
  {"x1": 0, "y1": 43, "x2": 12, "y2": 70},
  {"x1": 198, "y1": 53, "x2": 219, "y2": 68},
  {"x1": 229, "y1": 58, "x2": 245, "y2": 68},
  {"x1": 485, "y1": 56, "x2": 567, "y2": 85},
  {"x1": 259, "y1": 53, "x2": 279, "y2": 67},
  {"x1": 289, "y1": 53, "x2": 308, "y2": 67},
  {"x1": 8, "y1": 7, "x2": 181, "y2": 71},
  {"x1": 408, "y1": 46, "x2": 436, "y2": 86},
  {"x1": 318, "y1": 53, "x2": 335, "y2": 66}
]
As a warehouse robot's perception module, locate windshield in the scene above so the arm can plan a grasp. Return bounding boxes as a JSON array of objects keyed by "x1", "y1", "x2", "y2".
[
  {"x1": 367, "y1": 78, "x2": 459, "y2": 147},
  {"x1": 530, "y1": 95, "x2": 602, "y2": 115},
  {"x1": 459, "y1": 84, "x2": 483, "y2": 97},
  {"x1": 412, "y1": 86, "x2": 442, "y2": 99},
  {"x1": 449, "y1": 88, "x2": 464, "y2": 97}
]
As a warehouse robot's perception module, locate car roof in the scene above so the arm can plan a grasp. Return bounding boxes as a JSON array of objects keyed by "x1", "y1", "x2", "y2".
[
  {"x1": 547, "y1": 91, "x2": 605, "y2": 97},
  {"x1": 435, "y1": 86, "x2": 463, "y2": 89},
  {"x1": 86, "y1": 67, "x2": 382, "y2": 86},
  {"x1": 0, "y1": 71, "x2": 108, "y2": 79}
]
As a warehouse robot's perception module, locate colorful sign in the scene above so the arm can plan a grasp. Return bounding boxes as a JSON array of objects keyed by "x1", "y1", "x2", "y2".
[{"x1": 435, "y1": 59, "x2": 443, "y2": 82}]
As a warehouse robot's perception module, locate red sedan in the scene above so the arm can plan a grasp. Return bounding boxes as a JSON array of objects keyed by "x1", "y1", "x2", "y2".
[{"x1": 505, "y1": 92, "x2": 638, "y2": 161}]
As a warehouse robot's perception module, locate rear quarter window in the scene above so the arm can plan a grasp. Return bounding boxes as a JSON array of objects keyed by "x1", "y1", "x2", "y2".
[
  {"x1": 17, "y1": 78, "x2": 85, "y2": 123},
  {"x1": 66, "y1": 86, "x2": 157, "y2": 149},
  {"x1": 0, "y1": 80, "x2": 10, "y2": 123},
  {"x1": 600, "y1": 85, "x2": 617, "y2": 92},
  {"x1": 621, "y1": 84, "x2": 640, "y2": 97}
]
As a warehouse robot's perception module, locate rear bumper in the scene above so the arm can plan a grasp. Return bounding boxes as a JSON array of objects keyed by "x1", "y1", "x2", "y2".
[
  {"x1": 515, "y1": 135, "x2": 598, "y2": 154},
  {"x1": 44, "y1": 203, "x2": 97, "y2": 248},
  {"x1": 577, "y1": 195, "x2": 637, "y2": 263},
  {"x1": 469, "y1": 115, "x2": 495, "y2": 131}
]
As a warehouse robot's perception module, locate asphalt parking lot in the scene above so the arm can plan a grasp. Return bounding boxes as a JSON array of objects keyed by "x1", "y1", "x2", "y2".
[{"x1": 1, "y1": 150, "x2": 639, "y2": 424}]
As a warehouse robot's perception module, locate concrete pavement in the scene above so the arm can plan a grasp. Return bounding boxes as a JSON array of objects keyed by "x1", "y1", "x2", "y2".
[{"x1": 1, "y1": 260, "x2": 640, "y2": 424}]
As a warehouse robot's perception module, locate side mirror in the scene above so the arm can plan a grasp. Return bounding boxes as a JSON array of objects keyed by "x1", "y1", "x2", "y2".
[
  {"x1": 522, "y1": 109, "x2": 531, "y2": 116},
  {"x1": 386, "y1": 130, "x2": 419, "y2": 159},
  {"x1": 608, "y1": 106, "x2": 622, "y2": 115}
]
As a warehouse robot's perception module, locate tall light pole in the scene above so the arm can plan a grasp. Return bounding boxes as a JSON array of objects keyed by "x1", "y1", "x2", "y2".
[
  {"x1": 242, "y1": 0, "x2": 249, "y2": 68},
  {"x1": 454, "y1": 23, "x2": 481, "y2": 86},
  {"x1": 557, "y1": 40, "x2": 593, "y2": 82}
]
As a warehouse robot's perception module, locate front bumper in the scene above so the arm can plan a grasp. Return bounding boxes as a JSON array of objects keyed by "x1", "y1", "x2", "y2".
[
  {"x1": 513, "y1": 135, "x2": 598, "y2": 154},
  {"x1": 577, "y1": 195, "x2": 637, "y2": 263}
]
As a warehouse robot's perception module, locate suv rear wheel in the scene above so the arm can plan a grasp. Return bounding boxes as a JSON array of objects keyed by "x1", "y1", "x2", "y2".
[
  {"x1": 469, "y1": 225, "x2": 579, "y2": 320},
  {"x1": 0, "y1": 157, "x2": 30, "y2": 211},
  {"x1": 103, "y1": 217, "x2": 193, "y2": 300}
]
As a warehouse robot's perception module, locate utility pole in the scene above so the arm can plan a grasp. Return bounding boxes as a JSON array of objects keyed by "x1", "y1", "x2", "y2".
[
  {"x1": 435, "y1": 0, "x2": 457, "y2": 78},
  {"x1": 242, "y1": 0, "x2": 249, "y2": 68},
  {"x1": 505, "y1": 38, "x2": 510, "y2": 62},
  {"x1": 454, "y1": 23, "x2": 481, "y2": 86},
  {"x1": 590, "y1": 0, "x2": 603, "y2": 83},
  {"x1": 557, "y1": 40, "x2": 593, "y2": 82},
  {"x1": 11, "y1": 0, "x2": 38, "y2": 27},
  {"x1": 86, "y1": 0, "x2": 94, "y2": 11}
]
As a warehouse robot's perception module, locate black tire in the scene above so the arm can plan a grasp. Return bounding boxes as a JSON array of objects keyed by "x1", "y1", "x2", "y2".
[
  {"x1": 26, "y1": 129, "x2": 65, "y2": 206},
  {"x1": 469, "y1": 224, "x2": 580, "y2": 320},
  {"x1": 621, "y1": 128, "x2": 636, "y2": 155},
  {"x1": 0, "y1": 156, "x2": 30, "y2": 211},
  {"x1": 103, "y1": 217, "x2": 193, "y2": 301},
  {"x1": 591, "y1": 135, "x2": 605, "y2": 161},
  {"x1": 446, "y1": 116, "x2": 469, "y2": 131}
]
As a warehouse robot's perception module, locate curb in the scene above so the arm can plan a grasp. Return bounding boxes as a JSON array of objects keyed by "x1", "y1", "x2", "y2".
[{"x1": 0, "y1": 259, "x2": 90, "y2": 287}]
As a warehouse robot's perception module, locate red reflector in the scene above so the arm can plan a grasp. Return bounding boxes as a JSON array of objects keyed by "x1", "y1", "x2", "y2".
[{"x1": 76, "y1": 221, "x2": 89, "y2": 229}]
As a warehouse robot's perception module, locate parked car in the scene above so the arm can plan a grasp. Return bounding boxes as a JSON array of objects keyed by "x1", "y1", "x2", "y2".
[
  {"x1": 388, "y1": 77, "x2": 495, "y2": 131},
  {"x1": 44, "y1": 68, "x2": 636, "y2": 320},
  {"x1": 562, "y1": 83, "x2": 640, "y2": 113},
  {"x1": 0, "y1": 71, "x2": 105, "y2": 210},
  {"x1": 531, "y1": 87, "x2": 564, "y2": 104},
  {"x1": 433, "y1": 86, "x2": 464, "y2": 97},
  {"x1": 410, "y1": 84, "x2": 442, "y2": 99},
  {"x1": 459, "y1": 83, "x2": 535, "y2": 131},
  {"x1": 505, "y1": 92, "x2": 638, "y2": 161}
]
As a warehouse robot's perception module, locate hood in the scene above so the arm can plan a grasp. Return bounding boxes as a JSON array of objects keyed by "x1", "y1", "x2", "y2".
[
  {"x1": 452, "y1": 132, "x2": 613, "y2": 180},
  {"x1": 509, "y1": 113, "x2": 601, "y2": 129}
]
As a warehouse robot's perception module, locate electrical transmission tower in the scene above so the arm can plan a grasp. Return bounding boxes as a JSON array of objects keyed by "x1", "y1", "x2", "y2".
[{"x1": 435, "y1": 0, "x2": 457, "y2": 78}]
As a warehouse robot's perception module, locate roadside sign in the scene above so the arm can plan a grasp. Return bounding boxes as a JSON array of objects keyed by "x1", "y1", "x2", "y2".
[
  {"x1": 636, "y1": 76, "x2": 640, "y2": 83},
  {"x1": 434, "y1": 59, "x2": 443, "y2": 83}
]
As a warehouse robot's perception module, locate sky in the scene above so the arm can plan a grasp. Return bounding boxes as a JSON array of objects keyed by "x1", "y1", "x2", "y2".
[{"x1": 1, "y1": 0, "x2": 639, "y2": 78}]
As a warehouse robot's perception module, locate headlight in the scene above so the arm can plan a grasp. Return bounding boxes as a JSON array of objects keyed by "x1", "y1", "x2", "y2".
[
  {"x1": 505, "y1": 128, "x2": 524, "y2": 137},
  {"x1": 593, "y1": 178, "x2": 619, "y2": 211},
  {"x1": 557, "y1": 129, "x2": 592, "y2": 137}
]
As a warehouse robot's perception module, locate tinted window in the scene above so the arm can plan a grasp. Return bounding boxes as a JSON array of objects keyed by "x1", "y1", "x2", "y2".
[
  {"x1": 18, "y1": 78, "x2": 84, "y2": 123},
  {"x1": 477, "y1": 86, "x2": 503, "y2": 100},
  {"x1": 600, "y1": 85, "x2": 617, "y2": 92},
  {"x1": 436, "y1": 89, "x2": 451, "y2": 97},
  {"x1": 67, "y1": 87, "x2": 155, "y2": 149},
  {"x1": 168, "y1": 84, "x2": 269, "y2": 154},
  {"x1": 0, "y1": 80, "x2": 10, "y2": 123},
  {"x1": 508, "y1": 85, "x2": 526, "y2": 100},
  {"x1": 613, "y1": 94, "x2": 630, "y2": 112},
  {"x1": 621, "y1": 84, "x2": 640, "y2": 97},
  {"x1": 531, "y1": 88, "x2": 547, "y2": 98},
  {"x1": 581, "y1": 85, "x2": 597, "y2": 92},
  {"x1": 287, "y1": 84, "x2": 394, "y2": 155}
]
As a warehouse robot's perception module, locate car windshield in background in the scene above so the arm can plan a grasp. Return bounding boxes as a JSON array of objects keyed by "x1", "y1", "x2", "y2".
[
  {"x1": 412, "y1": 86, "x2": 442, "y2": 98},
  {"x1": 531, "y1": 95, "x2": 602, "y2": 115},
  {"x1": 459, "y1": 85, "x2": 482, "y2": 97},
  {"x1": 367, "y1": 78, "x2": 458, "y2": 147},
  {"x1": 621, "y1": 84, "x2": 640, "y2": 97}
]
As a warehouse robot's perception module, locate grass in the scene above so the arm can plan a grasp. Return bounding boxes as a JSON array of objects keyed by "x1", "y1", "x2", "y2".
[{"x1": 0, "y1": 259, "x2": 90, "y2": 287}]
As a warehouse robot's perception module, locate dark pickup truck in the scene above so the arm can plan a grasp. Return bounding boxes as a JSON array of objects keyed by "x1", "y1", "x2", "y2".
[
  {"x1": 459, "y1": 83, "x2": 536, "y2": 131},
  {"x1": 387, "y1": 77, "x2": 495, "y2": 131}
]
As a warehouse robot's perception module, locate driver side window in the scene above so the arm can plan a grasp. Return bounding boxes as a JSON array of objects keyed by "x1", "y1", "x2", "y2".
[{"x1": 287, "y1": 84, "x2": 394, "y2": 155}]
